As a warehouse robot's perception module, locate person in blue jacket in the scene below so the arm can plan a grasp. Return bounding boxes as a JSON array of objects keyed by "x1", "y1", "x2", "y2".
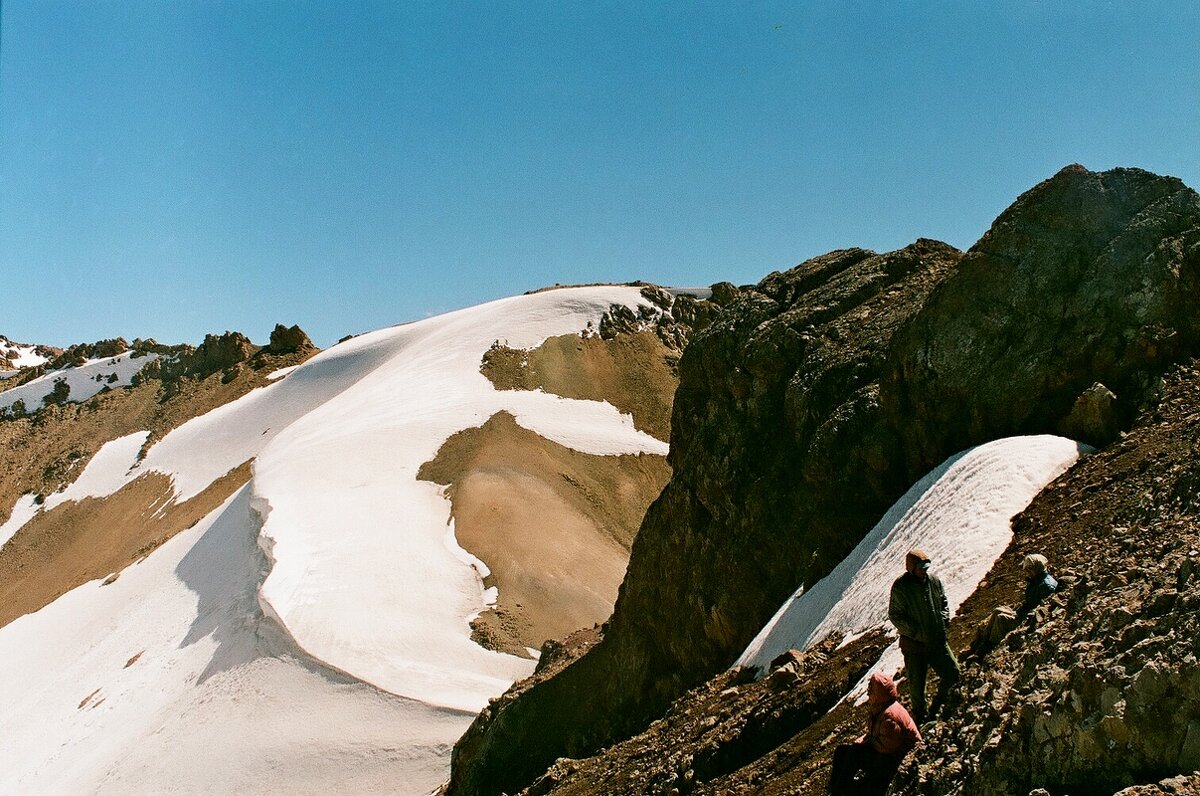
[{"x1": 1020, "y1": 553, "x2": 1058, "y2": 614}]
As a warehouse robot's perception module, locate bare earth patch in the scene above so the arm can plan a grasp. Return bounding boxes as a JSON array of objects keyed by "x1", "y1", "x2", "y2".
[
  {"x1": 419, "y1": 411, "x2": 670, "y2": 656},
  {"x1": 0, "y1": 461, "x2": 252, "y2": 629},
  {"x1": 480, "y1": 330, "x2": 678, "y2": 442}
]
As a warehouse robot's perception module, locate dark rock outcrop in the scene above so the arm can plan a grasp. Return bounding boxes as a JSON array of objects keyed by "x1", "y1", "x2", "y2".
[
  {"x1": 447, "y1": 166, "x2": 1200, "y2": 796},
  {"x1": 265, "y1": 323, "x2": 314, "y2": 354},
  {"x1": 159, "y1": 331, "x2": 257, "y2": 384},
  {"x1": 47, "y1": 338, "x2": 129, "y2": 370},
  {"x1": 883, "y1": 164, "x2": 1200, "y2": 483}
]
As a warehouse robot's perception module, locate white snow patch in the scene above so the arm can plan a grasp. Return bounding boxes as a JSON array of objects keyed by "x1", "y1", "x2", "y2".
[
  {"x1": 0, "y1": 486, "x2": 467, "y2": 795},
  {"x1": 0, "y1": 352, "x2": 157, "y2": 412},
  {"x1": 0, "y1": 494, "x2": 41, "y2": 548},
  {"x1": 0, "y1": 338, "x2": 50, "y2": 369},
  {"x1": 507, "y1": 391, "x2": 668, "y2": 456},
  {"x1": 43, "y1": 432, "x2": 150, "y2": 511},
  {"x1": 735, "y1": 435, "x2": 1085, "y2": 692},
  {"x1": 267, "y1": 365, "x2": 299, "y2": 380}
]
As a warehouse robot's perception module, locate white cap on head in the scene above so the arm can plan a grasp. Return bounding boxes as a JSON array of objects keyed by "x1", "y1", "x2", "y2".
[{"x1": 1023, "y1": 553, "x2": 1048, "y2": 573}]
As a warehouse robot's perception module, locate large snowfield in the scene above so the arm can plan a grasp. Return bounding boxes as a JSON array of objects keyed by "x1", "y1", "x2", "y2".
[
  {"x1": 0, "y1": 287, "x2": 668, "y2": 794},
  {"x1": 0, "y1": 288, "x2": 1087, "y2": 794}
]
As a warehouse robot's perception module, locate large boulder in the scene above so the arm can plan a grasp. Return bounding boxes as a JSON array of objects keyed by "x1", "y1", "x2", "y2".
[{"x1": 447, "y1": 166, "x2": 1200, "y2": 796}]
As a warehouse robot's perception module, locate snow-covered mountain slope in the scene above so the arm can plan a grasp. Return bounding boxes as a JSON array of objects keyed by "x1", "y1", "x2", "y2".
[
  {"x1": 0, "y1": 350, "x2": 156, "y2": 411},
  {"x1": 736, "y1": 435, "x2": 1086, "y2": 695},
  {"x1": 0, "y1": 286, "x2": 671, "y2": 794},
  {"x1": 0, "y1": 335, "x2": 51, "y2": 374}
]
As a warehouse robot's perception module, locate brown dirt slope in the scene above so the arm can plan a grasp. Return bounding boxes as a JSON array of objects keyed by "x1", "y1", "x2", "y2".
[
  {"x1": 419, "y1": 411, "x2": 670, "y2": 655},
  {"x1": 481, "y1": 329, "x2": 679, "y2": 442},
  {"x1": 0, "y1": 461, "x2": 251, "y2": 629}
]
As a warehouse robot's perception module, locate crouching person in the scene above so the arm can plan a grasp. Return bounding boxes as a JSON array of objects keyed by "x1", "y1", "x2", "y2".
[{"x1": 827, "y1": 672, "x2": 921, "y2": 796}]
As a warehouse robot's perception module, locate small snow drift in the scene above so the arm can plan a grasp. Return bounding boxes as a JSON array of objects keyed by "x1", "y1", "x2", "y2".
[
  {"x1": 736, "y1": 435, "x2": 1085, "y2": 683},
  {"x1": 0, "y1": 336, "x2": 52, "y2": 372}
]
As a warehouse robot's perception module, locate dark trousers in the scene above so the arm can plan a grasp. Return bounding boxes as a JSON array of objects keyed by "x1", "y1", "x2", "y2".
[
  {"x1": 827, "y1": 742, "x2": 902, "y2": 796},
  {"x1": 899, "y1": 635, "x2": 960, "y2": 723}
]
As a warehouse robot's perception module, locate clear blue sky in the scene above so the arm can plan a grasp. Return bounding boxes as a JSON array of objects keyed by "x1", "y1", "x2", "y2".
[{"x1": 2, "y1": 1, "x2": 1197, "y2": 348}]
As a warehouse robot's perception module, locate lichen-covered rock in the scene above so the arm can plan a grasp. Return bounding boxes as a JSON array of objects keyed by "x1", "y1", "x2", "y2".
[{"x1": 1060, "y1": 382, "x2": 1120, "y2": 448}]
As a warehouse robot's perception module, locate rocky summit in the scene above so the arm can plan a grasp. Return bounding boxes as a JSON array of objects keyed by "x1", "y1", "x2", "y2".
[{"x1": 446, "y1": 166, "x2": 1200, "y2": 796}]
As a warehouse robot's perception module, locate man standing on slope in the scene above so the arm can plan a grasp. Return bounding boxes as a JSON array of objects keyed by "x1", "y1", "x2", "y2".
[{"x1": 889, "y1": 549, "x2": 960, "y2": 724}]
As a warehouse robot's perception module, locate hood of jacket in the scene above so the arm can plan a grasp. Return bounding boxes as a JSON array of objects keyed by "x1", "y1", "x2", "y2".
[{"x1": 867, "y1": 671, "x2": 900, "y2": 711}]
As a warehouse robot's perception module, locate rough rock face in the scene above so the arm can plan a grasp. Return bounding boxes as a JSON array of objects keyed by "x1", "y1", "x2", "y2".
[
  {"x1": 266, "y1": 323, "x2": 314, "y2": 354},
  {"x1": 506, "y1": 365, "x2": 1200, "y2": 796},
  {"x1": 447, "y1": 239, "x2": 966, "y2": 795},
  {"x1": 884, "y1": 164, "x2": 1200, "y2": 475},
  {"x1": 171, "y1": 331, "x2": 257, "y2": 380},
  {"x1": 447, "y1": 166, "x2": 1200, "y2": 796},
  {"x1": 47, "y1": 338, "x2": 129, "y2": 369}
]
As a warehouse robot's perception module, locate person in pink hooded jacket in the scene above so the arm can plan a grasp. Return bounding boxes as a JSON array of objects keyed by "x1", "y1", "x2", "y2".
[{"x1": 827, "y1": 672, "x2": 922, "y2": 795}]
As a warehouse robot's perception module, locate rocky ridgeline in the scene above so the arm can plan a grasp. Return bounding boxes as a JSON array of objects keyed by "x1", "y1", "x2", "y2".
[
  {"x1": 0, "y1": 325, "x2": 314, "y2": 419},
  {"x1": 0, "y1": 324, "x2": 319, "y2": 518},
  {"x1": 0, "y1": 337, "x2": 61, "y2": 371},
  {"x1": 447, "y1": 166, "x2": 1200, "y2": 796},
  {"x1": 145, "y1": 323, "x2": 315, "y2": 389},
  {"x1": 596, "y1": 285, "x2": 729, "y2": 351}
]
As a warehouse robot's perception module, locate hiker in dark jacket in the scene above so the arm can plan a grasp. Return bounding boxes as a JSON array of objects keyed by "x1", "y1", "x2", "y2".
[
  {"x1": 888, "y1": 549, "x2": 960, "y2": 724},
  {"x1": 1020, "y1": 553, "x2": 1058, "y2": 614},
  {"x1": 827, "y1": 672, "x2": 922, "y2": 795}
]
